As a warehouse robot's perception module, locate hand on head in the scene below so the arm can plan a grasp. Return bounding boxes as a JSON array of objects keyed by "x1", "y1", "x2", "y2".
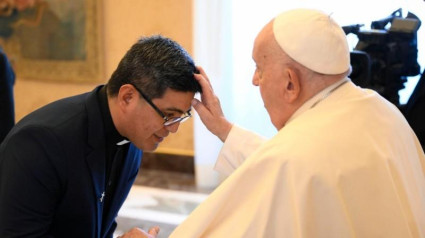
[
  {"x1": 118, "y1": 226, "x2": 159, "y2": 238},
  {"x1": 192, "y1": 66, "x2": 233, "y2": 142}
]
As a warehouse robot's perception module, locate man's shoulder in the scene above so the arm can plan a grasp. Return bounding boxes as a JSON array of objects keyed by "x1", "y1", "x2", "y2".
[{"x1": 6, "y1": 88, "x2": 102, "y2": 144}]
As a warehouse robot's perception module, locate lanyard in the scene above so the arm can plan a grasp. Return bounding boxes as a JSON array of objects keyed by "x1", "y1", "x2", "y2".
[{"x1": 310, "y1": 79, "x2": 349, "y2": 109}]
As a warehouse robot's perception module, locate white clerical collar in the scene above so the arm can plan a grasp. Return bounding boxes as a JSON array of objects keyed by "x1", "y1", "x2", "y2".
[
  {"x1": 116, "y1": 139, "x2": 130, "y2": 146},
  {"x1": 286, "y1": 78, "x2": 349, "y2": 125}
]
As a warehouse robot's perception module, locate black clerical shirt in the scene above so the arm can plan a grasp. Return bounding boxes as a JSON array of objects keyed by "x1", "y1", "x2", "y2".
[{"x1": 97, "y1": 85, "x2": 129, "y2": 224}]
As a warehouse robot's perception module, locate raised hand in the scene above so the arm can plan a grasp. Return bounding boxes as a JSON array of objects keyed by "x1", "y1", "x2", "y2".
[{"x1": 192, "y1": 66, "x2": 233, "y2": 142}]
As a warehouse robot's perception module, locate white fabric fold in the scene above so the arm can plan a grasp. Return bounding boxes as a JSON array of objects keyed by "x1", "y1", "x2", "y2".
[
  {"x1": 171, "y1": 81, "x2": 425, "y2": 238},
  {"x1": 214, "y1": 126, "x2": 267, "y2": 177}
]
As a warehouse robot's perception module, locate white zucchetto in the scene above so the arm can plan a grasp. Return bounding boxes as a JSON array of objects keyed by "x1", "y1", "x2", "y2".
[{"x1": 273, "y1": 8, "x2": 350, "y2": 75}]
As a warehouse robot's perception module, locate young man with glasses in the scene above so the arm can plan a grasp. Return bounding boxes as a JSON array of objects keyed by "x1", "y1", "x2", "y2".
[{"x1": 0, "y1": 35, "x2": 201, "y2": 238}]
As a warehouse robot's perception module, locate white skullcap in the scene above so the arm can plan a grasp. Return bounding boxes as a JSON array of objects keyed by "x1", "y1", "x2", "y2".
[{"x1": 273, "y1": 8, "x2": 350, "y2": 75}]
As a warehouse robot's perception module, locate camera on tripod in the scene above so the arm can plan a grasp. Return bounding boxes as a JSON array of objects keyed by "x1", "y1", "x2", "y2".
[{"x1": 343, "y1": 8, "x2": 421, "y2": 106}]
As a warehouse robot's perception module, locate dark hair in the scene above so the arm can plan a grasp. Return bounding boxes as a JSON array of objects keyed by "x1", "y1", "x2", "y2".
[{"x1": 107, "y1": 35, "x2": 201, "y2": 98}]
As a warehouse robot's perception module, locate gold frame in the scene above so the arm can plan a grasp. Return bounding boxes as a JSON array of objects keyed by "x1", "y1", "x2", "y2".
[{"x1": 2, "y1": 0, "x2": 104, "y2": 83}]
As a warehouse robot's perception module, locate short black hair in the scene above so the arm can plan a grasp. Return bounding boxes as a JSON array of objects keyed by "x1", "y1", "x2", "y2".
[{"x1": 107, "y1": 35, "x2": 201, "y2": 98}]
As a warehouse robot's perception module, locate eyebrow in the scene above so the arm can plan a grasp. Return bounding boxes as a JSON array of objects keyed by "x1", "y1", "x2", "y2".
[{"x1": 163, "y1": 107, "x2": 191, "y2": 114}]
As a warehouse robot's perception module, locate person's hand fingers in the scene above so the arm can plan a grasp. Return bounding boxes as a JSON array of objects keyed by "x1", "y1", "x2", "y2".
[
  {"x1": 192, "y1": 95, "x2": 232, "y2": 142},
  {"x1": 192, "y1": 98, "x2": 213, "y2": 121},
  {"x1": 191, "y1": 86, "x2": 223, "y2": 119},
  {"x1": 148, "y1": 226, "x2": 160, "y2": 236},
  {"x1": 193, "y1": 67, "x2": 222, "y2": 110},
  {"x1": 196, "y1": 66, "x2": 211, "y2": 85},
  {"x1": 194, "y1": 73, "x2": 214, "y2": 103},
  {"x1": 119, "y1": 227, "x2": 159, "y2": 238},
  {"x1": 192, "y1": 66, "x2": 232, "y2": 141}
]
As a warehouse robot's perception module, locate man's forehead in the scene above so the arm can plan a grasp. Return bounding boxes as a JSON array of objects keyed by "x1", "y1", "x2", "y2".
[{"x1": 153, "y1": 89, "x2": 194, "y2": 111}]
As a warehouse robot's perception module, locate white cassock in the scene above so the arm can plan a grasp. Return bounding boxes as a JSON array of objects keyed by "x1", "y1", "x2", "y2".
[{"x1": 170, "y1": 79, "x2": 425, "y2": 238}]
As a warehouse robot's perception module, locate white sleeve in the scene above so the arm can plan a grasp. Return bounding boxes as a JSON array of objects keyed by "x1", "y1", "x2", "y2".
[{"x1": 214, "y1": 125, "x2": 267, "y2": 176}]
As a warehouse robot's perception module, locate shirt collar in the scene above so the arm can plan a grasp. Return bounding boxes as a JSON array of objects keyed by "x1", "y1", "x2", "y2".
[
  {"x1": 97, "y1": 85, "x2": 129, "y2": 146},
  {"x1": 286, "y1": 77, "x2": 349, "y2": 125}
]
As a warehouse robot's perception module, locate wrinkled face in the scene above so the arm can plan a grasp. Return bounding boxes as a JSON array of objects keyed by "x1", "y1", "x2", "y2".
[
  {"x1": 123, "y1": 88, "x2": 194, "y2": 152},
  {"x1": 251, "y1": 21, "x2": 290, "y2": 129}
]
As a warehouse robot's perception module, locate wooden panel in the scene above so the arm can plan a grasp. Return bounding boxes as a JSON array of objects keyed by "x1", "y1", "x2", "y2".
[{"x1": 13, "y1": 0, "x2": 195, "y2": 154}]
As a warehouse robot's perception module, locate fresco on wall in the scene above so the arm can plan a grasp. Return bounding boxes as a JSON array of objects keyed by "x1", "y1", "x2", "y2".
[{"x1": 0, "y1": 0, "x2": 103, "y2": 83}]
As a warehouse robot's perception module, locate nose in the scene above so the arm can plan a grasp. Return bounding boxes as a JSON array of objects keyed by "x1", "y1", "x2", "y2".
[{"x1": 165, "y1": 122, "x2": 180, "y2": 133}]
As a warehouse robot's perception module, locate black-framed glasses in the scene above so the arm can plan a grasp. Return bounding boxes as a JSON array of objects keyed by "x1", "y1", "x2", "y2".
[{"x1": 130, "y1": 84, "x2": 192, "y2": 126}]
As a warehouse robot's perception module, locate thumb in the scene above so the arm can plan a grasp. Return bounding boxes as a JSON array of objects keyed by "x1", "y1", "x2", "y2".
[
  {"x1": 191, "y1": 99, "x2": 208, "y2": 116},
  {"x1": 191, "y1": 98, "x2": 201, "y2": 110},
  {"x1": 148, "y1": 226, "x2": 160, "y2": 236}
]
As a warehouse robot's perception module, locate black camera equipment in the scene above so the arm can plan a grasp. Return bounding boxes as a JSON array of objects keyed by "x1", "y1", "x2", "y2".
[
  {"x1": 343, "y1": 8, "x2": 425, "y2": 148},
  {"x1": 343, "y1": 8, "x2": 421, "y2": 105}
]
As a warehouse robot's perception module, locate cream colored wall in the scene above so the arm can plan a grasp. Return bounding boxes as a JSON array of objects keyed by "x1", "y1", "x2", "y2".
[{"x1": 13, "y1": 0, "x2": 194, "y2": 155}]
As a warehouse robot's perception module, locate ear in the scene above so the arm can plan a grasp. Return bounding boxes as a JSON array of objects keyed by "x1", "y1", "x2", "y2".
[
  {"x1": 282, "y1": 68, "x2": 301, "y2": 103},
  {"x1": 117, "y1": 84, "x2": 138, "y2": 109}
]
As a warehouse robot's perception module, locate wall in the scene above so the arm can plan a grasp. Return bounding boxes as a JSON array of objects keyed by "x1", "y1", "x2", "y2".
[{"x1": 13, "y1": 0, "x2": 195, "y2": 155}]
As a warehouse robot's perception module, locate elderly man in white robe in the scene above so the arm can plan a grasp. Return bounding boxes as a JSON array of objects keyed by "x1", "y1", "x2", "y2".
[{"x1": 169, "y1": 8, "x2": 425, "y2": 238}]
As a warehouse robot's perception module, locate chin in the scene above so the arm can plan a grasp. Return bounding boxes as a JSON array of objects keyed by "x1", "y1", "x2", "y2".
[
  {"x1": 143, "y1": 143, "x2": 160, "y2": 152},
  {"x1": 130, "y1": 140, "x2": 159, "y2": 152},
  {"x1": 270, "y1": 117, "x2": 285, "y2": 130}
]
